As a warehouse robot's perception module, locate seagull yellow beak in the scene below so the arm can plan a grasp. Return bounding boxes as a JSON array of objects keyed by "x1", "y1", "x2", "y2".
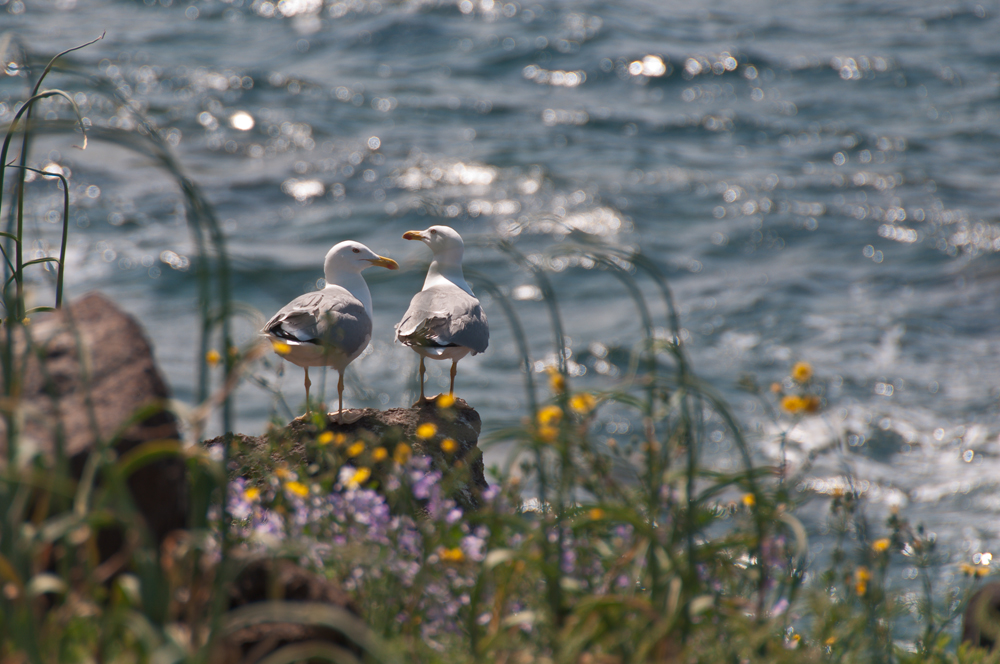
[
  {"x1": 367, "y1": 255, "x2": 399, "y2": 270},
  {"x1": 402, "y1": 230, "x2": 426, "y2": 241}
]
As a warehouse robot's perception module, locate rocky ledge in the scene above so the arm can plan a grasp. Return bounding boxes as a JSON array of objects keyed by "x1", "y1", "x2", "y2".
[{"x1": 206, "y1": 396, "x2": 489, "y2": 510}]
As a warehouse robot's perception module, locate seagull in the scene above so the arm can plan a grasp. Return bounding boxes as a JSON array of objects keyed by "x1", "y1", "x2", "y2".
[
  {"x1": 395, "y1": 225, "x2": 488, "y2": 403},
  {"x1": 263, "y1": 241, "x2": 398, "y2": 423}
]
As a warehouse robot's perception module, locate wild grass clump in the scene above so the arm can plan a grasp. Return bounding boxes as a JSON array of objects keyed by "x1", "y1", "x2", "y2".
[
  {"x1": 218, "y1": 351, "x2": 1000, "y2": 663},
  {"x1": 1, "y1": 39, "x2": 999, "y2": 664}
]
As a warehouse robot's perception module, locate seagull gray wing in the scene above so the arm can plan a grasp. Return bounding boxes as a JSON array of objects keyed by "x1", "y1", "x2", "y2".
[
  {"x1": 396, "y1": 285, "x2": 489, "y2": 354},
  {"x1": 263, "y1": 288, "x2": 372, "y2": 357}
]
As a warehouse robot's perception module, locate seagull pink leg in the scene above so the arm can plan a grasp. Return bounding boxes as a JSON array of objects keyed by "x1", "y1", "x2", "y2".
[
  {"x1": 337, "y1": 370, "x2": 345, "y2": 425},
  {"x1": 304, "y1": 367, "x2": 311, "y2": 414},
  {"x1": 419, "y1": 356, "x2": 426, "y2": 402},
  {"x1": 449, "y1": 359, "x2": 458, "y2": 396}
]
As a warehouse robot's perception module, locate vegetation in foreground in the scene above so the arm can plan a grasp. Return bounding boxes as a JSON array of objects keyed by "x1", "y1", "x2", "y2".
[{"x1": 0, "y1": 37, "x2": 998, "y2": 664}]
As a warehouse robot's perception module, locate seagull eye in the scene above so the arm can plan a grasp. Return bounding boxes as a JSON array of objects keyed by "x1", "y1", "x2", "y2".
[
  {"x1": 352, "y1": 248, "x2": 360, "y2": 253},
  {"x1": 429, "y1": 229, "x2": 437, "y2": 234}
]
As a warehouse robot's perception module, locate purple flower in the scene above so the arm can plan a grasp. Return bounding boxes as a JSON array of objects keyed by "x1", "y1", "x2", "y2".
[
  {"x1": 390, "y1": 560, "x2": 421, "y2": 587},
  {"x1": 561, "y1": 548, "x2": 577, "y2": 574},
  {"x1": 411, "y1": 468, "x2": 441, "y2": 500},
  {"x1": 252, "y1": 510, "x2": 284, "y2": 538},
  {"x1": 482, "y1": 484, "x2": 500, "y2": 503},
  {"x1": 227, "y1": 478, "x2": 251, "y2": 520},
  {"x1": 396, "y1": 520, "x2": 423, "y2": 557},
  {"x1": 461, "y1": 534, "x2": 486, "y2": 562}
]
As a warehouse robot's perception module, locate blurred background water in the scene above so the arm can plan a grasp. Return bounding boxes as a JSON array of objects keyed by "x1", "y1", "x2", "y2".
[{"x1": 3, "y1": 0, "x2": 1000, "y2": 608}]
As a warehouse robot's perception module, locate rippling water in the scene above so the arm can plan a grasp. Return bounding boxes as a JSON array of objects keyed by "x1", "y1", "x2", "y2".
[{"x1": 5, "y1": 0, "x2": 1000, "y2": 605}]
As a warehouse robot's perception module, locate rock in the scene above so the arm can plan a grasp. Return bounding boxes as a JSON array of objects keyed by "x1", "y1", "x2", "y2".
[
  {"x1": 213, "y1": 557, "x2": 364, "y2": 664},
  {"x1": 228, "y1": 558, "x2": 357, "y2": 609},
  {"x1": 0, "y1": 292, "x2": 187, "y2": 545},
  {"x1": 963, "y1": 581, "x2": 1000, "y2": 651},
  {"x1": 212, "y1": 396, "x2": 489, "y2": 509}
]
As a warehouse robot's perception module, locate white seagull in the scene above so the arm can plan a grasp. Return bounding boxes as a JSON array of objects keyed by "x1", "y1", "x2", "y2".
[
  {"x1": 262, "y1": 241, "x2": 398, "y2": 423},
  {"x1": 395, "y1": 225, "x2": 488, "y2": 403}
]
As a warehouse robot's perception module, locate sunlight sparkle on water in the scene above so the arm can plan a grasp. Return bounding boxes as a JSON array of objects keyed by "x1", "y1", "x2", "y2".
[
  {"x1": 512, "y1": 284, "x2": 543, "y2": 301},
  {"x1": 563, "y1": 207, "x2": 623, "y2": 237},
  {"x1": 522, "y1": 65, "x2": 586, "y2": 88},
  {"x1": 229, "y1": 111, "x2": 255, "y2": 131},
  {"x1": 41, "y1": 162, "x2": 65, "y2": 179},
  {"x1": 831, "y1": 55, "x2": 892, "y2": 80},
  {"x1": 628, "y1": 55, "x2": 667, "y2": 78},
  {"x1": 396, "y1": 159, "x2": 496, "y2": 191},
  {"x1": 282, "y1": 178, "x2": 324, "y2": 202},
  {"x1": 542, "y1": 109, "x2": 589, "y2": 126},
  {"x1": 276, "y1": 0, "x2": 322, "y2": 15},
  {"x1": 468, "y1": 199, "x2": 520, "y2": 217}
]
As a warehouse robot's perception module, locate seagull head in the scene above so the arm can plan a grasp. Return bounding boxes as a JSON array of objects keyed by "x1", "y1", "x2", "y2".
[
  {"x1": 324, "y1": 241, "x2": 398, "y2": 278},
  {"x1": 402, "y1": 225, "x2": 465, "y2": 265}
]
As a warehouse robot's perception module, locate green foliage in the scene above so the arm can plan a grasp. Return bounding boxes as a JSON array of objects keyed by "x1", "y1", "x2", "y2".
[{"x1": 0, "y1": 35, "x2": 99, "y2": 322}]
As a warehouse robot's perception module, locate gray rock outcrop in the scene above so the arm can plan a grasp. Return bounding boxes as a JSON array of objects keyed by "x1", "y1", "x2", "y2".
[{"x1": 0, "y1": 292, "x2": 187, "y2": 547}]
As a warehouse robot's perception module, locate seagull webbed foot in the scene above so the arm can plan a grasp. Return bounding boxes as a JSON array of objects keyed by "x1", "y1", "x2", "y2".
[
  {"x1": 329, "y1": 409, "x2": 364, "y2": 425},
  {"x1": 412, "y1": 393, "x2": 449, "y2": 408}
]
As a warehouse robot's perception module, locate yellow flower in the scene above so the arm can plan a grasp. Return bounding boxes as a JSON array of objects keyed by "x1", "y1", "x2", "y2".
[
  {"x1": 537, "y1": 405, "x2": 563, "y2": 427},
  {"x1": 271, "y1": 340, "x2": 291, "y2": 356},
  {"x1": 742, "y1": 493, "x2": 756, "y2": 507},
  {"x1": 570, "y1": 393, "x2": 596, "y2": 415},
  {"x1": 346, "y1": 441, "x2": 365, "y2": 458},
  {"x1": 285, "y1": 481, "x2": 309, "y2": 498},
  {"x1": 854, "y1": 566, "x2": 872, "y2": 596},
  {"x1": 439, "y1": 547, "x2": 465, "y2": 563},
  {"x1": 791, "y1": 361, "x2": 813, "y2": 383},
  {"x1": 206, "y1": 349, "x2": 221, "y2": 367},
  {"x1": 770, "y1": 382, "x2": 782, "y2": 393},
  {"x1": 872, "y1": 538, "x2": 891, "y2": 553},
  {"x1": 243, "y1": 487, "x2": 261, "y2": 501},
  {"x1": 546, "y1": 366, "x2": 566, "y2": 394},
  {"x1": 416, "y1": 422, "x2": 437, "y2": 439},
  {"x1": 441, "y1": 438, "x2": 458, "y2": 454},
  {"x1": 275, "y1": 467, "x2": 292, "y2": 480},
  {"x1": 372, "y1": 447, "x2": 388, "y2": 462},
  {"x1": 394, "y1": 443, "x2": 412, "y2": 465},
  {"x1": 588, "y1": 508, "x2": 605, "y2": 520},
  {"x1": 436, "y1": 393, "x2": 456, "y2": 409},
  {"x1": 961, "y1": 563, "x2": 990, "y2": 578},
  {"x1": 346, "y1": 467, "x2": 371, "y2": 489},
  {"x1": 316, "y1": 431, "x2": 335, "y2": 446},
  {"x1": 824, "y1": 636, "x2": 836, "y2": 647},
  {"x1": 781, "y1": 395, "x2": 807, "y2": 414},
  {"x1": 538, "y1": 425, "x2": 559, "y2": 443}
]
